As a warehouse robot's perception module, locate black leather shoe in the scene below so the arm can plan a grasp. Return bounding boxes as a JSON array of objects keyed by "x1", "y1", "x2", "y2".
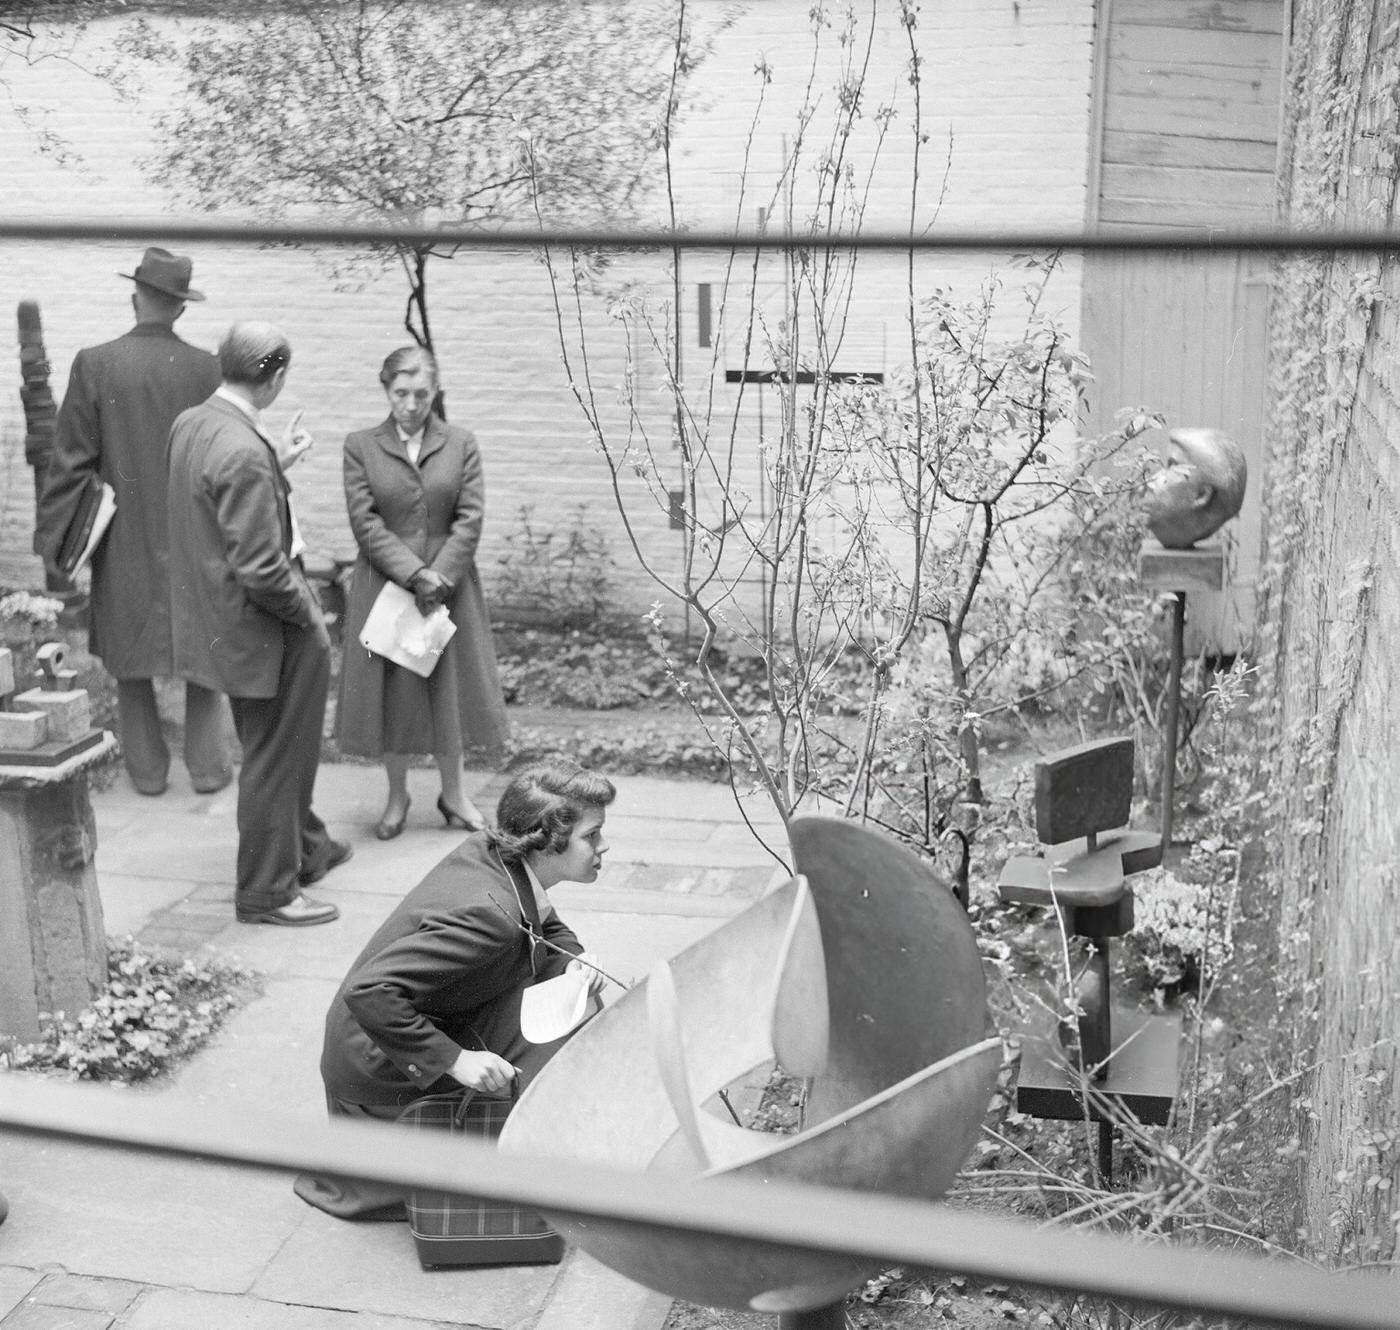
[
  {"x1": 236, "y1": 894, "x2": 340, "y2": 927},
  {"x1": 300, "y1": 839, "x2": 354, "y2": 884},
  {"x1": 374, "y1": 797, "x2": 411, "y2": 841},
  {"x1": 437, "y1": 795, "x2": 485, "y2": 832}
]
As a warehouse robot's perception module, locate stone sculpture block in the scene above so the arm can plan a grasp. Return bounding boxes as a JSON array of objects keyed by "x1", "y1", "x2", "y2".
[
  {"x1": 0, "y1": 709, "x2": 49, "y2": 750},
  {"x1": 13, "y1": 687, "x2": 91, "y2": 742}
]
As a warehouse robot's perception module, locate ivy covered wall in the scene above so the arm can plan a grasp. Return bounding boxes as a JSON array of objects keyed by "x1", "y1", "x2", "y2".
[{"x1": 1259, "y1": 0, "x2": 1400, "y2": 1263}]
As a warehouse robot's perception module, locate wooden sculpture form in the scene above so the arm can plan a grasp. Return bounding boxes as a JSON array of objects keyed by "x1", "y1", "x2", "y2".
[{"x1": 499, "y1": 815, "x2": 1001, "y2": 1314}]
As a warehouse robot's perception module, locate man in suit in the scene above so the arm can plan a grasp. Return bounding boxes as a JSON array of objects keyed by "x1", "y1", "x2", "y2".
[
  {"x1": 167, "y1": 321, "x2": 349, "y2": 926},
  {"x1": 34, "y1": 247, "x2": 231, "y2": 796}
]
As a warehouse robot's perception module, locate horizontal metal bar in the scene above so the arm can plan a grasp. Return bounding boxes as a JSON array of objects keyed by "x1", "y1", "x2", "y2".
[
  {"x1": 1, "y1": 215, "x2": 1399, "y2": 254},
  {"x1": 0, "y1": 1078, "x2": 1395, "y2": 1329}
]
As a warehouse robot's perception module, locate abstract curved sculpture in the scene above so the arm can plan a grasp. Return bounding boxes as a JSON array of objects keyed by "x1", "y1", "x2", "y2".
[{"x1": 499, "y1": 815, "x2": 1001, "y2": 1313}]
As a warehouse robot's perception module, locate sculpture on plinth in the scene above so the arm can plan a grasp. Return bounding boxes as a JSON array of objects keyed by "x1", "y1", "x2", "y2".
[
  {"x1": 0, "y1": 640, "x2": 114, "y2": 1041},
  {"x1": 996, "y1": 737, "x2": 1177, "y2": 1181},
  {"x1": 1139, "y1": 422, "x2": 1249, "y2": 850},
  {"x1": 499, "y1": 816, "x2": 999, "y2": 1323},
  {"x1": 1143, "y1": 426, "x2": 1247, "y2": 549}
]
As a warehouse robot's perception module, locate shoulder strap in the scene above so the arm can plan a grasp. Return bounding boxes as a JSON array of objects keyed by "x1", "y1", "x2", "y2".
[{"x1": 500, "y1": 852, "x2": 545, "y2": 977}]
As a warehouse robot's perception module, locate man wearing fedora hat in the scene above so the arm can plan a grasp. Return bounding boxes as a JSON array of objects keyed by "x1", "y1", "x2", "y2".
[{"x1": 35, "y1": 247, "x2": 233, "y2": 797}]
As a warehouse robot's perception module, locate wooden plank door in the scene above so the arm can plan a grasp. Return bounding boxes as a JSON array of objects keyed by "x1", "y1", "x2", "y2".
[{"x1": 1081, "y1": 0, "x2": 1285, "y2": 653}]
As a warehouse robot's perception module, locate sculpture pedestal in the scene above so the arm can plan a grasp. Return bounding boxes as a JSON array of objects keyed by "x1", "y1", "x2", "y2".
[
  {"x1": 1138, "y1": 540, "x2": 1226, "y2": 852},
  {"x1": 0, "y1": 731, "x2": 115, "y2": 1041},
  {"x1": 1138, "y1": 542, "x2": 1225, "y2": 593},
  {"x1": 1015, "y1": 1008, "x2": 1180, "y2": 1126},
  {"x1": 1015, "y1": 1007, "x2": 1180, "y2": 1183}
]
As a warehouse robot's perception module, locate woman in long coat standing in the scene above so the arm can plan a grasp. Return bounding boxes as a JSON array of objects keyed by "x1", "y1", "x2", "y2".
[{"x1": 336, "y1": 347, "x2": 508, "y2": 837}]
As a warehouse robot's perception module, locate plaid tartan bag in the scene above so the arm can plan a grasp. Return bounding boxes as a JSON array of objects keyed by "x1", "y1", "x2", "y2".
[{"x1": 398, "y1": 1087, "x2": 565, "y2": 1269}]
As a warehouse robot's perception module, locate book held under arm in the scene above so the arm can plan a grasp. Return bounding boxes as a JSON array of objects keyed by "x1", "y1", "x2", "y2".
[{"x1": 56, "y1": 474, "x2": 116, "y2": 579}]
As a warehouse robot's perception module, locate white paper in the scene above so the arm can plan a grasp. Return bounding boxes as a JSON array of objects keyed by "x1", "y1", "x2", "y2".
[
  {"x1": 520, "y1": 968, "x2": 592, "y2": 1044},
  {"x1": 359, "y1": 580, "x2": 457, "y2": 679}
]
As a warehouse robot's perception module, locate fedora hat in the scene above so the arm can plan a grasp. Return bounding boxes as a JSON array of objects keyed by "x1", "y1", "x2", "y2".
[{"x1": 119, "y1": 247, "x2": 205, "y2": 302}]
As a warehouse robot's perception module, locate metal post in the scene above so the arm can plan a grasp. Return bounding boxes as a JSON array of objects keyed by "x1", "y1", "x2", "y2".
[
  {"x1": 1097, "y1": 1119, "x2": 1114, "y2": 1188},
  {"x1": 779, "y1": 1300, "x2": 847, "y2": 1329},
  {"x1": 1159, "y1": 590, "x2": 1186, "y2": 852}
]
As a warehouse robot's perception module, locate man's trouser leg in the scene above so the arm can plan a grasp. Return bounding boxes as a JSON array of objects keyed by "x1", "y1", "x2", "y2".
[
  {"x1": 116, "y1": 677, "x2": 169, "y2": 795},
  {"x1": 183, "y1": 681, "x2": 233, "y2": 793},
  {"x1": 228, "y1": 621, "x2": 330, "y2": 913}
]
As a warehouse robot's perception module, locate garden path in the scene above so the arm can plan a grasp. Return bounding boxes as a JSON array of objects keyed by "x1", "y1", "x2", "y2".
[{"x1": 0, "y1": 758, "x2": 785, "y2": 1330}]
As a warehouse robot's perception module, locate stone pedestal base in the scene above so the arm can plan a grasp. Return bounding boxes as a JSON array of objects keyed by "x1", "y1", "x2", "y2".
[{"x1": 0, "y1": 735, "x2": 114, "y2": 1041}]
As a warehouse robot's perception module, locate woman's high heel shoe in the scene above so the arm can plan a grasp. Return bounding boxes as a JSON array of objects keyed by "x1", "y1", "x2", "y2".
[
  {"x1": 374, "y1": 797, "x2": 411, "y2": 841},
  {"x1": 437, "y1": 795, "x2": 485, "y2": 833}
]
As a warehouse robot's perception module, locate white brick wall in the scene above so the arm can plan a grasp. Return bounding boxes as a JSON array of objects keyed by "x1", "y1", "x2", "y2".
[{"x1": 0, "y1": 0, "x2": 1096, "y2": 619}]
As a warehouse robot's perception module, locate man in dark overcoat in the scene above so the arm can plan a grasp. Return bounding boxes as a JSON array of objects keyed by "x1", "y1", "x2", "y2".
[
  {"x1": 167, "y1": 321, "x2": 349, "y2": 927},
  {"x1": 34, "y1": 247, "x2": 231, "y2": 796}
]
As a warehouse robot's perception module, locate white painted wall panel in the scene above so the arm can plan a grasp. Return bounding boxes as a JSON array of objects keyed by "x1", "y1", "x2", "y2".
[{"x1": 0, "y1": 0, "x2": 1097, "y2": 616}]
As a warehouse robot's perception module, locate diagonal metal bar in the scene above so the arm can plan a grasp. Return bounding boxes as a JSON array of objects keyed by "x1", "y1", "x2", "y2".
[
  {"x1": 0, "y1": 1078, "x2": 1395, "y2": 1329},
  {"x1": 1, "y1": 216, "x2": 1400, "y2": 254}
]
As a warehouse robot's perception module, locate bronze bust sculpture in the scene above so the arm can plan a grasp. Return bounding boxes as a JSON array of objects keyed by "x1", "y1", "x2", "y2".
[{"x1": 1143, "y1": 426, "x2": 1247, "y2": 548}]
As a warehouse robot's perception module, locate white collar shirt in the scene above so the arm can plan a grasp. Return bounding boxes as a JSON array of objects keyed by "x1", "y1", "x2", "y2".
[
  {"x1": 397, "y1": 424, "x2": 426, "y2": 466},
  {"x1": 521, "y1": 858, "x2": 557, "y2": 923}
]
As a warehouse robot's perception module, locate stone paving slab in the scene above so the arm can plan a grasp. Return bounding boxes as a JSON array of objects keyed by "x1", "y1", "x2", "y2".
[
  {"x1": 0, "y1": 1270, "x2": 42, "y2": 1322},
  {"x1": 533, "y1": 1253, "x2": 672, "y2": 1330},
  {"x1": 604, "y1": 776, "x2": 786, "y2": 827},
  {"x1": 135, "y1": 876, "x2": 402, "y2": 981},
  {"x1": 95, "y1": 874, "x2": 197, "y2": 940},
  {"x1": 604, "y1": 813, "x2": 719, "y2": 844},
  {"x1": 550, "y1": 883, "x2": 748, "y2": 919},
  {"x1": 252, "y1": 1212, "x2": 555, "y2": 1327},
  {"x1": 575, "y1": 861, "x2": 784, "y2": 901},
  {"x1": 2, "y1": 1300, "x2": 115, "y2": 1329},
  {"x1": 117, "y1": 1288, "x2": 464, "y2": 1330},
  {"x1": 603, "y1": 838, "x2": 787, "y2": 870},
  {"x1": 286, "y1": 763, "x2": 496, "y2": 830},
  {"x1": 166, "y1": 976, "x2": 335, "y2": 1124},
  {"x1": 707, "y1": 819, "x2": 794, "y2": 854},
  {"x1": 295, "y1": 835, "x2": 463, "y2": 899},
  {"x1": 96, "y1": 829, "x2": 236, "y2": 885},
  {"x1": 27, "y1": 1274, "x2": 142, "y2": 1315},
  {"x1": 0, "y1": 1139, "x2": 306, "y2": 1292}
]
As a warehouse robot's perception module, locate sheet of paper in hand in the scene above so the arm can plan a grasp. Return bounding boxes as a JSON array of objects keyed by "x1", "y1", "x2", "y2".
[
  {"x1": 360, "y1": 580, "x2": 456, "y2": 678},
  {"x1": 520, "y1": 968, "x2": 592, "y2": 1044}
]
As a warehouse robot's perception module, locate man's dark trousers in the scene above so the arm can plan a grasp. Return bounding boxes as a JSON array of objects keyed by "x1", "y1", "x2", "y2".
[{"x1": 229, "y1": 618, "x2": 332, "y2": 911}]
